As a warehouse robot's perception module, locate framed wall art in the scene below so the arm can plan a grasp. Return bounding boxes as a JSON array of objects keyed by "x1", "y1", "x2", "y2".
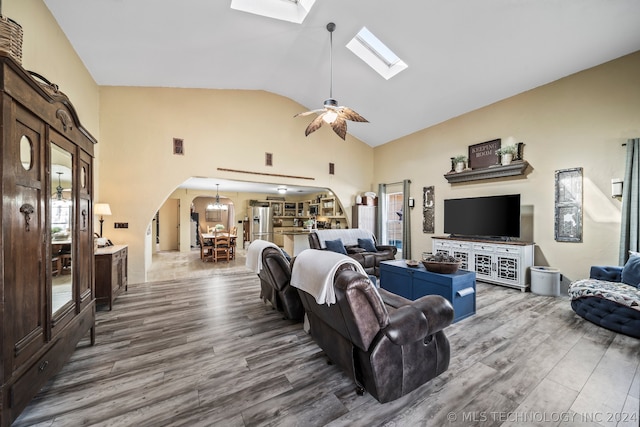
[{"x1": 554, "y1": 167, "x2": 583, "y2": 242}]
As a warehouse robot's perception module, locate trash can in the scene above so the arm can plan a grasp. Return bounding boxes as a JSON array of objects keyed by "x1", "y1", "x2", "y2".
[{"x1": 530, "y1": 266, "x2": 561, "y2": 296}]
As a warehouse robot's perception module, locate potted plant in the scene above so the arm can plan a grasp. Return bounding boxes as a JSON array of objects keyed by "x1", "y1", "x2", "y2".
[
  {"x1": 495, "y1": 145, "x2": 517, "y2": 165},
  {"x1": 453, "y1": 155, "x2": 467, "y2": 173}
]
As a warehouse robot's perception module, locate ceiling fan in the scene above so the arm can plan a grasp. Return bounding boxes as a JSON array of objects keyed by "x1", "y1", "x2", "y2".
[{"x1": 295, "y1": 22, "x2": 368, "y2": 140}]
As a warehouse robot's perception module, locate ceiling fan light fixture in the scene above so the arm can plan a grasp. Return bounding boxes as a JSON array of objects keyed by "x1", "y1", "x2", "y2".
[
  {"x1": 322, "y1": 111, "x2": 338, "y2": 124},
  {"x1": 294, "y1": 22, "x2": 368, "y2": 140},
  {"x1": 277, "y1": 186, "x2": 287, "y2": 194}
]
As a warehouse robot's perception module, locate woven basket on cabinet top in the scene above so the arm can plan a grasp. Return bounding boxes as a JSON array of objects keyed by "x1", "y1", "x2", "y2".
[{"x1": 0, "y1": 15, "x2": 22, "y2": 64}]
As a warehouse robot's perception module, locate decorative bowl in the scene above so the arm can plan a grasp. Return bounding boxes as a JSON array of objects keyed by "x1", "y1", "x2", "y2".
[
  {"x1": 405, "y1": 260, "x2": 420, "y2": 267},
  {"x1": 422, "y1": 260, "x2": 461, "y2": 274}
]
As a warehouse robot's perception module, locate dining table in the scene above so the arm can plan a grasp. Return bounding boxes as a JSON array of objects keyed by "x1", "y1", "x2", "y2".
[
  {"x1": 202, "y1": 233, "x2": 237, "y2": 260},
  {"x1": 202, "y1": 232, "x2": 237, "y2": 241}
]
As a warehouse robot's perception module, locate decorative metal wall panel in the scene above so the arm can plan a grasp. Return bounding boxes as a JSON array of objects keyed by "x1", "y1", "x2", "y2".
[
  {"x1": 423, "y1": 186, "x2": 435, "y2": 233},
  {"x1": 554, "y1": 167, "x2": 583, "y2": 242}
]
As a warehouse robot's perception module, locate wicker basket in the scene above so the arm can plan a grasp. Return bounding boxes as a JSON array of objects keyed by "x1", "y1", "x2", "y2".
[
  {"x1": 422, "y1": 260, "x2": 461, "y2": 274},
  {"x1": 0, "y1": 15, "x2": 23, "y2": 64}
]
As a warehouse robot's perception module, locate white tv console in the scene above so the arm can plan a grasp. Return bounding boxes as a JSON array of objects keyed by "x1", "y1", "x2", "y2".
[{"x1": 431, "y1": 236, "x2": 534, "y2": 292}]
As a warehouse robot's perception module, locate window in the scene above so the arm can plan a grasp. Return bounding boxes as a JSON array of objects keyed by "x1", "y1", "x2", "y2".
[
  {"x1": 346, "y1": 27, "x2": 408, "y2": 80},
  {"x1": 230, "y1": 0, "x2": 315, "y2": 24}
]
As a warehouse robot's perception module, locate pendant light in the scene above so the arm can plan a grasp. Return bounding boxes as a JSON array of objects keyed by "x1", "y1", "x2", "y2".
[{"x1": 208, "y1": 184, "x2": 228, "y2": 210}]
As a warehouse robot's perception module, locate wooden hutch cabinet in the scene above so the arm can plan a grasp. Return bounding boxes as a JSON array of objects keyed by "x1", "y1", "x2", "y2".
[{"x1": 0, "y1": 53, "x2": 96, "y2": 425}]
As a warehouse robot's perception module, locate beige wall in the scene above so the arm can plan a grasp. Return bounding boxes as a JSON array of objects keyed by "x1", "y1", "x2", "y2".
[
  {"x1": 97, "y1": 86, "x2": 374, "y2": 282},
  {"x1": 374, "y1": 51, "x2": 640, "y2": 282}
]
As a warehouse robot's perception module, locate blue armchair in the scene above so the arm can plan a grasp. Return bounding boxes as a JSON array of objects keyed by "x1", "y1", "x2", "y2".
[{"x1": 568, "y1": 259, "x2": 640, "y2": 339}]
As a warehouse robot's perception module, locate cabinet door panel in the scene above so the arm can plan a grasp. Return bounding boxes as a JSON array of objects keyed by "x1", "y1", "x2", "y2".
[
  {"x1": 77, "y1": 197, "x2": 93, "y2": 309},
  {"x1": 496, "y1": 255, "x2": 520, "y2": 284},
  {"x1": 5, "y1": 112, "x2": 46, "y2": 369},
  {"x1": 474, "y1": 253, "x2": 493, "y2": 280}
]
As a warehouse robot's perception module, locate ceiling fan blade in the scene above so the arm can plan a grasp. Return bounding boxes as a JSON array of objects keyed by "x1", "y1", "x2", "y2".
[
  {"x1": 330, "y1": 117, "x2": 347, "y2": 140},
  {"x1": 304, "y1": 114, "x2": 326, "y2": 136},
  {"x1": 339, "y1": 107, "x2": 368, "y2": 123},
  {"x1": 294, "y1": 108, "x2": 325, "y2": 118}
]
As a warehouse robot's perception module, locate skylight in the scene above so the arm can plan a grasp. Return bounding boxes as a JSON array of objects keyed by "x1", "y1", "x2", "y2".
[
  {"x1": 230, "y1": 0, "x2": 316, "y2": 24},
  {"x1": 346, "y1": 27, "x2": 408, "y2": 80}
]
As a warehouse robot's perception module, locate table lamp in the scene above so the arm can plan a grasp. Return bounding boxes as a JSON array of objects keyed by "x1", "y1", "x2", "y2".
[{"x1": 94, "y1": 203, "x2": 112, "y2": 237}]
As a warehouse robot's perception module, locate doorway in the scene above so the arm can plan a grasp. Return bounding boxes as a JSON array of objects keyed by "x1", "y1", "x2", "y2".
[{"x1": 381, "y1": 184, "x2": 404, "y2": 259}]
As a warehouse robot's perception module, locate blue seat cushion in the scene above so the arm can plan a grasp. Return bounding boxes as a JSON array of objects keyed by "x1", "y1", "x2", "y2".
[
  {"x1": 358, "y1": 238, "x2": 378, "y2": 253},
  {"x1": 325, "y1": 239, "x2": 347, "y2": 255},
  {"x1": 571, "y1": 297, "x2": 640, "y2": 339}
]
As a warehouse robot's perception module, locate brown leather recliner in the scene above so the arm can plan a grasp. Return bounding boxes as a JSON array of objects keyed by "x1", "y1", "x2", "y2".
[
  {"x1": 257, "y1": 247, "x2": 304, "y2": 321},
  {"x1": 293, "y1": 260, "x2": 453, "y2": 403},
  {"x1": 308, "y1": 231, "x2": 397, "y2": 276}
]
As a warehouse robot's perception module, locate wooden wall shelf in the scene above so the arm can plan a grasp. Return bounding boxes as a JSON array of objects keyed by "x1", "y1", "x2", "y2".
[{"x1": 444, "y1": 161, "x2": 529, "y2": 183}]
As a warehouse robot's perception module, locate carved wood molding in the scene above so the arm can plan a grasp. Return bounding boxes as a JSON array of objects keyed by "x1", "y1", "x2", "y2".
[{"x1": 56, "y1": 109, "x2": 73, "y2": 132}]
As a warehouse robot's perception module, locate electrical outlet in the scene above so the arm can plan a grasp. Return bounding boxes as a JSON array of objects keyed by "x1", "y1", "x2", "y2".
[{"x1": 114, "y1": 222, "x2": 128, "y2": 229}]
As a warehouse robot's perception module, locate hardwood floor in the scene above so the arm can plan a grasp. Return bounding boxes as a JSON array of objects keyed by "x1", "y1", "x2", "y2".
[{"x1": 14, "y1": 250, "x2": 640, "y2": 426}]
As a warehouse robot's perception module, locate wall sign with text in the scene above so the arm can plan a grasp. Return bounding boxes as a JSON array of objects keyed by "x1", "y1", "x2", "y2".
[{"x1": 468, "y1": 139, "x2": 501, "y2": 169}]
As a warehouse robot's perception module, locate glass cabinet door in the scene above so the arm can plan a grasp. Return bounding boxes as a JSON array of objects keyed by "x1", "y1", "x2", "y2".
[{"x1": 50, "y1": 143, "x2": 74, "y2": 315}]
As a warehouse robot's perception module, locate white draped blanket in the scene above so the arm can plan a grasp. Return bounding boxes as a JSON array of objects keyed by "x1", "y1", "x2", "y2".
[
  {"x1": 246, "y1": 239, "x2": 280, "y2": 274},
  {"x1": 291, "y1": 249, "x2": 367, "y2": 305}
]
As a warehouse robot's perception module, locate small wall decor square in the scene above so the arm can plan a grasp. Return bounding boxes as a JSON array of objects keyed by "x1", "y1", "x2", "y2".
[
  {"x1": 173, "y1": 138, "x2": 184, "y2": 155},
  {"x1": 554, "y1": 167, "x2": 583, "y2": 242},
  {"x1": 423, "y1": 186, "x2": 435, "y2": 233}
]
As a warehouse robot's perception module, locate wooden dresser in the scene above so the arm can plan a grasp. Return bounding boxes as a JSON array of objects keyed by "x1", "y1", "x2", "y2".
[
  {"x1": 95, "y1": 245, "x2": 128, "y2": 310},
  {"x1": 0, "y1": 53, "x2": 96, "y2": 425}
]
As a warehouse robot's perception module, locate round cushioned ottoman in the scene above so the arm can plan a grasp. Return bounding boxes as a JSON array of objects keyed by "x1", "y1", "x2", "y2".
[{"x1": 571, "y1": 297, "x2": 640, "y2": 338}]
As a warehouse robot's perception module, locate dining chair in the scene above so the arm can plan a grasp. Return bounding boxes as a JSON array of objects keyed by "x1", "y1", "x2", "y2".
[
  {"x1": 198, "y1": 232, "x2": 214, "y2": 262},
  {"x1": 52, "y1": 255, "x2": 61, "y2": 276},
  {"x1": 213, "y1": 234, "x2": 231, "y2": 262},
  {"x1": 58, "y1": 244, "x2": 72, "y2": 274}
]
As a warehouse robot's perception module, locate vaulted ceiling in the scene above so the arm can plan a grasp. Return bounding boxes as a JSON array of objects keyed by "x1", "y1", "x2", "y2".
[{"x1": 44, "y1": 0, "x2": 640, "y2": 147}]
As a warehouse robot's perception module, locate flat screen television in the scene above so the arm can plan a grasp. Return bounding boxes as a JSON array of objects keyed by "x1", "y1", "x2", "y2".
[{"x1": 444, "y1": 194, "x2": 521, "y2": 239}]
